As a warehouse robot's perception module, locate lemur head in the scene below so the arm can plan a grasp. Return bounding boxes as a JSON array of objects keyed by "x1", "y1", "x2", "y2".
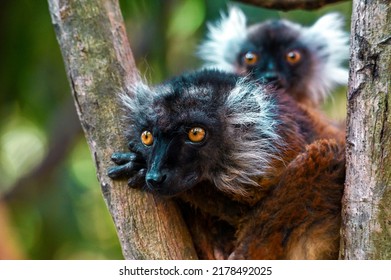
[
  {"x1": 197, "y1": 7, "x2": 349, "y2": 106},
  {"x1": 120, "y1": 70, "x2": 309, "y2": 199}
]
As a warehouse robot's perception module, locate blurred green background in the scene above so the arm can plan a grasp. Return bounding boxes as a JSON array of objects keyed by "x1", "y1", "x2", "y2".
[{"x1": 0, "y1": 0, "x2": 351, "y2": 259}]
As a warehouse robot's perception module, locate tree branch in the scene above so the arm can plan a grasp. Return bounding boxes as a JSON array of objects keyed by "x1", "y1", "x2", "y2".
[
  {"x1": 342, "y1": 0, "x2": 391, "y2": 259},
  {"x1": 47, "y1": 0, "x2": 197, "y2": 259},
  {"x1": 234, "y1": 0, "x2": 349, "y2": 11}
]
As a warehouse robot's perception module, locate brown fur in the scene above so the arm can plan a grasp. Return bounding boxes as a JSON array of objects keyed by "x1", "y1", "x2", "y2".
[
  {"x1": 230, "y1": 139, "x2": 345, "y2": 259},
  {"x1": 181, "y1": 95, "x2": 345, "y2": 260}
]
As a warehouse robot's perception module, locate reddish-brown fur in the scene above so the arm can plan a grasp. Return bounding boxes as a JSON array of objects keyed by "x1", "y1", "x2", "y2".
[
  {"x1": 182, "y1": 97, "x2": 345, "y2": 260},
  {"x1": 230, "y1": 139, "x2": 345, "y2": 259}
]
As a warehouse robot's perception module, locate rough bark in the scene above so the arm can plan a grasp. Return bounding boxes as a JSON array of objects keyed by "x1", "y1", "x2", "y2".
[
  {"x1": 47, "y1": 0, "x2": 197, "y2": 259},
  {"x1": 342, "y1": 0, "x2": 391, "y2": 259},
  {"x1": 234, "y1": 0, "x2": 348, "y2": 11}
]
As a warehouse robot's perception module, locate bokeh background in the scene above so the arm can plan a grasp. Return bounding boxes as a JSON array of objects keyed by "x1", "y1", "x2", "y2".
[{"x1": 0, "y1": 0, "x2": 351, "y2": 259}]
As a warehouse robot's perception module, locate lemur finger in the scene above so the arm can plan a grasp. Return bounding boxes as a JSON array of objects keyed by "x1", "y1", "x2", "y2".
[
  {"x1": 127, "y1": 169, "x2": 146, "y2": 188},
  {"x1": 107, "y1": 161, "x2": 144, "y2": 179},
  {"x1": 111, "y1": 152, "x2": 138, "y2": 165}
]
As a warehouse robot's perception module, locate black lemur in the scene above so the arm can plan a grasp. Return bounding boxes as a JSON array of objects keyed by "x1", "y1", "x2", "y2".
[
  {"x1": 197, "y1": 6, "x2": 349, "y2": 107},
  {"x1": 108, "y1": 69, "x2": 345, "y2": 259}
]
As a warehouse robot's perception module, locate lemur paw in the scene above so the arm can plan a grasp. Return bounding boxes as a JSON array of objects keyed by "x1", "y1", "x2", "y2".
[{"x1": 107, "y1": 151, "x2": 146, "y2": 188}]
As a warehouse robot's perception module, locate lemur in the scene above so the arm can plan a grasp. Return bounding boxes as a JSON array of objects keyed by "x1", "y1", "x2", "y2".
[
  {"x1": 197, "y1": 6, "x2": 349, "y2": 108},
  {"x1": 108, "y1": 69, "x2": 345, "y2": 259}
]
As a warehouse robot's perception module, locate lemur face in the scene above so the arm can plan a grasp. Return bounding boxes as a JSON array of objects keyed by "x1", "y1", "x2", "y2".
[
  {"x1": 110, "y1": 69, "x2": 287, "y2": 198},
  {"x1": 198, "y1": 7, "x2": 349, "y2": 106}
]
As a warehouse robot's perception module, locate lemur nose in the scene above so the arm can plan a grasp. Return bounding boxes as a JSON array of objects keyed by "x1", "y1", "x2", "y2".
[
  {"x1": 146, "y1": 172, "x2": 167, "y2": 189},
  {"x1": 261, "y1": 72, "x2": 279, "y2": 83}
]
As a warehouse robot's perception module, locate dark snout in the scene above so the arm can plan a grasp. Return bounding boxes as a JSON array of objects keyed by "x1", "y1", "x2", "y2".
[
  {"x1": 145, "y1": 171, "x2": 167, "y2": 190},
  {"x1": 144, "y1": 135, "x2": 204, "y2": 197},
  {"x1": 145, "y1": 167, "x2": 200, "y2": 197},
  {"x1": 254, "y1": 70, "x2": 286, "y2": 90},
  {"x1": 260, "y1": 71, "x2": 279, "y2": 83}
]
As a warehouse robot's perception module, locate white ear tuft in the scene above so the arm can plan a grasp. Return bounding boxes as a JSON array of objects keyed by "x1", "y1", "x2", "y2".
[
  {"x1": 120, "y1": 80, "x2": 157, "y2": 115},
  {"x1": 300, "y1": 13, "x2": 349, "y2": 104},
  {"x1": 197, "y1": 6, "x2": 247, "y2": 71}
]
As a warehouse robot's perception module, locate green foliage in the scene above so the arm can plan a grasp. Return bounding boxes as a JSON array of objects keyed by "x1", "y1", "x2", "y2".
[
  {"x1": 0, "y1": 0, "x2": 351, "y2": 259},
  {"x1": 0, "y1": 115, "x2": 46, "y2": 190}
]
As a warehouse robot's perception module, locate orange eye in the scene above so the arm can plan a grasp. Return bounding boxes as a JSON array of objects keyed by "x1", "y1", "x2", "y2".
[
  {"x1": 286, "y1": 50, "x2": 301, "y2": 65},
  {"x1": 243, "y1": 51, "x2": 259, "y2": 66},
  {"x1": 188, "y1": 127, "x2": 206, "y2": 143},
  {"x1": 141, "y1": 131, "x2": 153, "y2": 146}
]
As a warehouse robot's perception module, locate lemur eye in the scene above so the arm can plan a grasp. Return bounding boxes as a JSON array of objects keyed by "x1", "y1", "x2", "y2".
[
  {"x1": 141, "y1": 130, "x2": 154, "y2": 146},
  {"x1": 188, "y1": 127, "x2": 206, "y2": 143},
  {"x1": 243, "y1": 51, "x2": 259, "y2": 66},
  {"x1": 286, "y1": 50, "x2": 301, "y2": 65}
]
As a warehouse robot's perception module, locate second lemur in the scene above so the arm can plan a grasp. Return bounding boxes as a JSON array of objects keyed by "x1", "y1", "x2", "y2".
[
  {"x1": 108, "y1": 69, "x2": 345, "y2": 259},
  {"x1": 198, "y1": 7, "x2": 349, "y2": 107}
]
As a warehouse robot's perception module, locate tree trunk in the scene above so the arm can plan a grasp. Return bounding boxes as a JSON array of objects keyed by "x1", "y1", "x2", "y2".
[
  {"x1": 47, "y1": 0, "x2": 197, "y2": 260},
  {"x1": 342, "y1": 0, "x2": 391, "y2": 259}
]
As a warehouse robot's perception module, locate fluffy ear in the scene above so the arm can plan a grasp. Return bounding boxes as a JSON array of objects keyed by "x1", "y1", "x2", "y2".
[
  {"x1": 215, "y1": 78, "x2": 282, "y2": 197},
  {"x1": 300, "y1": 13, "x2": 349, "y2": 104},
  {"x1": 121, "y1": 81, "x2": 152, "y2": 112},
  {"x1": 119, "y1": 79, "x2": 166, "y2": 125},
  {"x1": 197, "y1": 6, "x2": 247, "y2": 72}
]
